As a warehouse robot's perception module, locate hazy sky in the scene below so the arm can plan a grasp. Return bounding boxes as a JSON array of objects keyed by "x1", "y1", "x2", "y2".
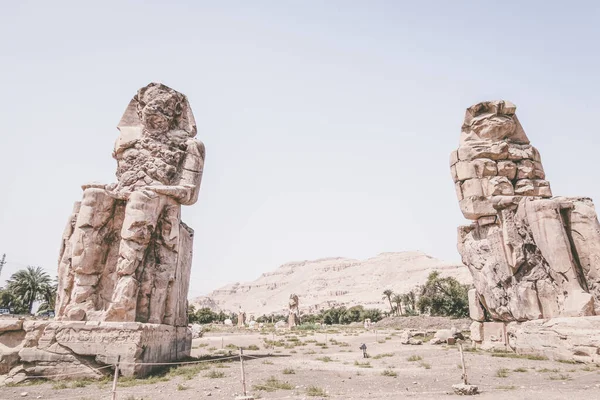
[{"x1": 1, "y1": 1, "x2": 599, "y2": 298}]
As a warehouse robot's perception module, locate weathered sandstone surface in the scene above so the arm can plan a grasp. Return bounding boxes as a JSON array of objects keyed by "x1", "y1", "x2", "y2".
[
  {"x1": 452, "y1": 101, "x2": 600, "y2": 322},
  {"x1": 56, "y1": 83, "x2": 204, "y2": 325},
  {"x1": 452, "y1": 101, "x2": 600, "y2": 362},
  {"x1": 1, "y1": 83, "x2": 203, "y2": 383},
  {"x1": 0, "y1": 319, "x2": 190, "y2": 384}
]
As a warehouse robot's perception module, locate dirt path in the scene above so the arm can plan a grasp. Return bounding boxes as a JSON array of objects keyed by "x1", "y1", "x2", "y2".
[{"x1": 2, "y1": 327, "x2": 599, "y2": 399}]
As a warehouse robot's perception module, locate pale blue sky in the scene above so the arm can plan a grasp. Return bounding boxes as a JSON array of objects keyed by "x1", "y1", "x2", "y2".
[{"x1": 1, "y1": 1, "x2": 599, "y2": 297}]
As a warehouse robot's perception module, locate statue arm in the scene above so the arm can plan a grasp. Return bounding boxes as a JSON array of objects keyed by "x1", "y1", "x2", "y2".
[{"x1": 144, "y1": 139, "x2": 205, "y2": 205}]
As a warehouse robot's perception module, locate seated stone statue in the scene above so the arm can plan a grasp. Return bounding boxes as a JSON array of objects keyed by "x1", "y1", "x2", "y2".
[
  {"x1": 55, "y1": 83, "x2": 205, "y2": 326},
  {"x1": 288, "y1": 294, "x2": 300, "y2": 328},
  {"x1": 451, "y1": 101, "x2": 600, "y2": 321}
]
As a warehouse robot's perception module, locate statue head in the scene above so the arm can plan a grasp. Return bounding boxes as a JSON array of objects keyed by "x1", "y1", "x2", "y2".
[
  {"x1": 135, "y1": 83, "x2": 184, "y2": 134},
  {"x1": 461, "y1": 100, "x2": 528, "y2": 144},
  {"x1": 289, "y1": 294, "x2": 299, "y2": 307},
  {"x1": 118, "y1": 82, "x2": 197, "y2": 138}
]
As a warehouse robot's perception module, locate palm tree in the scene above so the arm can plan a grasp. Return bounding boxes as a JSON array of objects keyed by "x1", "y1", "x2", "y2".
[
  {"x1": 382, "y1": 289, "x2": 395, "y2": 315},
  {"x1": 6, "y1": 266, "x2": 52, "y2": 314},
  {"x1": 392, "y1": 294, "x2": 403, "y2": 316},
  {"x1": 402, "y1": 290, "x2": 417, "y2": 314},
  {"x1": 36, "y1": 277, "x2": 58, "y2": 313}
]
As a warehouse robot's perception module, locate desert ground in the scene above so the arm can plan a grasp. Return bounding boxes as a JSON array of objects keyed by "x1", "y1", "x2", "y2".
[{"x1": 2, "y1": 320, "x2": 599, "y2": 400}]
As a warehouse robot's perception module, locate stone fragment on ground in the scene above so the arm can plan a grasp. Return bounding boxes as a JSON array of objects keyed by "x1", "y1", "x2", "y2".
[{"x1": 452, "y1": 383, "x2": 479, "y2": 395}]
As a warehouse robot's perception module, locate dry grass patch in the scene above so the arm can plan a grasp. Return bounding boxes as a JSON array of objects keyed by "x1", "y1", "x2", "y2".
[
  {"x1": 307, "y1": 386, "x2": 328, "y2": 397},
  {"x1": 317, "y1": 356, "x2": 334, "y2": 362},
  {"x1": 491, "y1": 351, "x2": 547, "y2": 361},
  {"x1": 354, "y1": 361, "x2": 372, "y2": 368},
  {"x1": 252, "y1": 376, "x2": 294, "y2": 392},
  {"x1": 419, "y1": 361, "x2": 431, "y2": 369},
  {"x1": 205, "y1": 370, "x2": 225, "y2": 378},
  {"x1": 119, "y1": 375, "x2": 170, "y2": 387},
  {"x1": 496, "y1": 385, "x2": 516, "y2": 390},
  {"x1": 548, "y1": 374, "x2": 572, "y2": 381},
  {"x1": 372, "y1": 353, "x2": 394, "y2": 359},
  {"x1": 538, "y1": 368, "x2": 559, "y2": 373}
]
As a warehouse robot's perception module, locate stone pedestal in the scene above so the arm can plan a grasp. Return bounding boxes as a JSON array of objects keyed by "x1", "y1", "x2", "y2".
[
  {"x1": 0, "y1": 319, "x2": 191, "y2": 384},
  {"x1": 508, "y1": 316, "x2": 600, "y2": 363},
  {"x1": 468, "y1": 316, "x2": 600, "y2": 363}
]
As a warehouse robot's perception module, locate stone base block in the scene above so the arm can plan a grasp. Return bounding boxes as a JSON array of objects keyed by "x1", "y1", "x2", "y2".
[
  {"x1": 469, "y1": 316, "x2": 600, "y2": 363},
  {"x1": 0, "y1": 319, "x2": 191, "y2": 384},
  {"x1": 508, "y1": 316, "x2": 600, "y2": 363},
  {"x1": 478, "y1": 321, "x2": 508, "y2": 350}
]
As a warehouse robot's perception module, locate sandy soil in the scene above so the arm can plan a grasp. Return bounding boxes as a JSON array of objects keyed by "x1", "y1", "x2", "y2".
[{"x1": 2, "y1": 326, "x2": 599, "y2": 400}]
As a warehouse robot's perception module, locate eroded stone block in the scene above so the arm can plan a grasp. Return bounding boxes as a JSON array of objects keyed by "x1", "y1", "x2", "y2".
[
  {"x1": 468, "y1": 289, "x2": 485, "y2": 322},
  {"x1": 452, "y1": 101, "x2": 600, "y2": 324}
]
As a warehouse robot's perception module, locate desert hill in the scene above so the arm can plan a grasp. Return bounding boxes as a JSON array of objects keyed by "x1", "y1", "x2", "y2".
[{"x1": 190, "y1": 251, "x2": 472, "y2": 317}]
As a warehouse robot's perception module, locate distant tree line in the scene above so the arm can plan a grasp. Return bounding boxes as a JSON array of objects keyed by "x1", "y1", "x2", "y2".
[
  {"x1": 187, "y1": 306, "x2": 232, "y2": 324},
  {"x1": 382, "y1": 271, "x2": 470, "y2": 318},
  {"x1": 187, "y1": 271, "x2": 469, "y2": 325},
  {"x1": 304, "y1": 305, "x2": 383, "y2": 325}
]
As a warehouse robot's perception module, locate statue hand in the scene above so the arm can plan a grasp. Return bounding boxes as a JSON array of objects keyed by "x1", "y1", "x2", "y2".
[
  {"x1": 142, "y1": 184, "x2": 194, "y2": 202},
  {"x1": 81, "y1": 182, "x2": 107, "y2": 191}
]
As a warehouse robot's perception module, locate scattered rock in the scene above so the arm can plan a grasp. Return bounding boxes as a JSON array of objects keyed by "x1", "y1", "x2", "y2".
[{"x1": 452, "y1": 383, "x2": 479, "y2": 395}]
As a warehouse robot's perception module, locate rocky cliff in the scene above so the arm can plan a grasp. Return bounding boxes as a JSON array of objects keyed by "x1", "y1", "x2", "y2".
[{"x1": 190, "y1": 251, "x2": 472, "y2": 317}]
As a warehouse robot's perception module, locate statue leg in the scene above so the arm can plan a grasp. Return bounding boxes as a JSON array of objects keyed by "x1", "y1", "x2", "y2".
[
  {"x1": 105, "y1": 190, "x2": 164, "y2": 322},
  {"x1": 565, "y1": 198, "x2": 600, "y2": 315},
  {"x1": 149, "y1": 198, "x2": 180, "y2": 324},
  {"x1": 63, "y1": 188, "x2": 116, "y2": 321},
  {"x1": 55, "y1": 202, "x2": 81, "y2": 320},
  {"x1": 525, "y1": 198, "x2": 594, "y2": 317}
]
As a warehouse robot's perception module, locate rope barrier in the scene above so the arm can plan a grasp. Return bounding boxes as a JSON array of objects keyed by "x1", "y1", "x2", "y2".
[
  {"x1": 118, "y1": 354, "x2": 239, "y2": 366},
  {"x1": 22, "y1": 365, "x2": 114, "y2": 379}
]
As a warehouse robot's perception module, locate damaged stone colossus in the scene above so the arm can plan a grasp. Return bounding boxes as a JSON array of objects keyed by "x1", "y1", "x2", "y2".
[
  {"x1": 55, "y1": 83, "x2": 205, "y2": 326},
  {"x1": 451, "y1": 101, "x2": 600, "y2": 322}
]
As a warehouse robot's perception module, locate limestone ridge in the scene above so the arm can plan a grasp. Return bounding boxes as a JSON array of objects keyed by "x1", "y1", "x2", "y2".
[{"x1": 191, "y1": 251, "x2": 471, "y2": 316}]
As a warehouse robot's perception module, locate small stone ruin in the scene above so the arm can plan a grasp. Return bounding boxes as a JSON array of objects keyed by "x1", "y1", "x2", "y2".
[
  {"x1": 0, "y1": 83, "x2": 205, "y2": 383},
  {"x1": 238, "y1": 308, "x2": 246, "y2": 327},
  {"x1": 452, "y1": 100, "x2": 600, "y2": 362},
  {"x1": 288, "y1": 294, "x2": 300, "y2": 328}
]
